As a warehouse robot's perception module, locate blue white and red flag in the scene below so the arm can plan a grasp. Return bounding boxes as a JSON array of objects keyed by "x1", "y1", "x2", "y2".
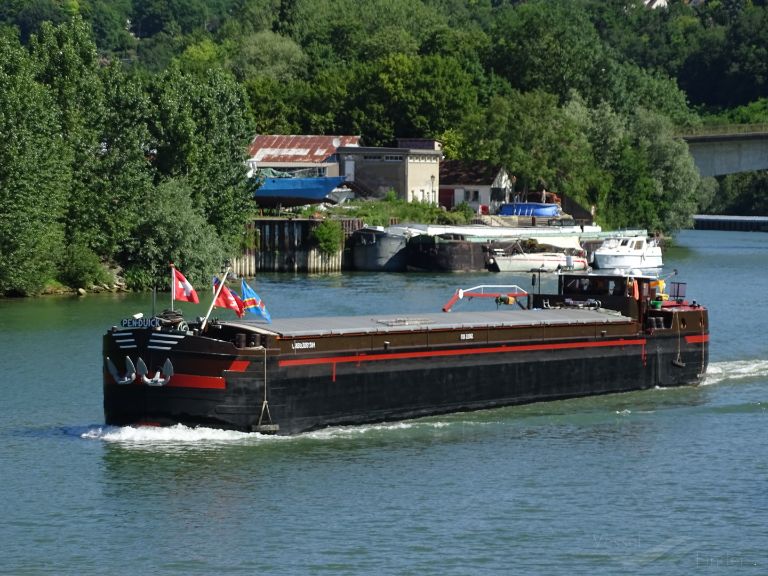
[{"x1": 240, "y1": 279, "x2": 271, "y2": 323}]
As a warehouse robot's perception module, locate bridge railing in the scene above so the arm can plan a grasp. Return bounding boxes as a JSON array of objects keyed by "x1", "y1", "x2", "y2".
[{"x1": 678, "y1": 123, "x2": 768, "y2": 137}]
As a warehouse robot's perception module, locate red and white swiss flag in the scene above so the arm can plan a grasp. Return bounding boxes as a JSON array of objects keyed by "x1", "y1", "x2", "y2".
[
  {"x1": 172, "y1": 268, "x2": 199, "y2": 303},
  {"x1": 213, "y1": 277, "x2": 245, "y2": 317}
]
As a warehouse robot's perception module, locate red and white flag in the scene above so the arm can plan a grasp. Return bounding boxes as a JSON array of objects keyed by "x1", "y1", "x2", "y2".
[
  {"x1": 172, "y1": 268, "x2": 199, "y2": 303},
  {"x1": 213, "y1": 276, "x2": 245, "y2": 317}
]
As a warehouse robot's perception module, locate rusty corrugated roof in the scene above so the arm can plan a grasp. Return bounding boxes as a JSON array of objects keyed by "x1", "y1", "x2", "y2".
[
  {"x1": 439, "y1": 160, "x2": 505, "y2": 185},
  {"x1": 248, "y1": 135, "x2": 360, "y2": 163}
]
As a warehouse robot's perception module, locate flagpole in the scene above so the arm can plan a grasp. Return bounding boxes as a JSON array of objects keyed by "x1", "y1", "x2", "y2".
[
  {"x1": 200, "y1": 267, "x2": 230, "y2": 331},
  {"x1": 170, "y1": 264, "x2": 175, "y2": 312}
]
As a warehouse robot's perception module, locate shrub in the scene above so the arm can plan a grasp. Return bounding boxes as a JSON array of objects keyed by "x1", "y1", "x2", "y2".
[
  {"x1": 58, "y1": 243, "x2": 112, "y2": 289},
  {"x1": 311, "y1": 219, "x2": 344, "y2": 254},
  {"x1": 452, "y1": 202, "x2": 476, "y2": 222},
  {"x1": 116, "y1": 178, "x2": 229, "y2": 290}
]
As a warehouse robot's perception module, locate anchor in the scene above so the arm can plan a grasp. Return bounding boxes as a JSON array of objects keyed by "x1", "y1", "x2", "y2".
[
  {"x1": 136, "y1": 357, "x2": 174, "y2": 386},
  {"x1": 106, "y1": 356, "x2": 136, "y2": 385}
]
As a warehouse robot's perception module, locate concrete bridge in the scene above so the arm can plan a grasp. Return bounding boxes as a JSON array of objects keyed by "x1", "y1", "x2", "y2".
[{"x1": 681, "y1": 124, "x2": 768, "y2": 177}]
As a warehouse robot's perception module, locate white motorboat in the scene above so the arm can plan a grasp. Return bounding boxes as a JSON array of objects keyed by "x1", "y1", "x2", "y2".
[
  {"x1": 487, "y1": 237, "x2": 589, "y2": 272},
  {"x1": 593, "y1": 235, "x2": 663, "y2": 269}
]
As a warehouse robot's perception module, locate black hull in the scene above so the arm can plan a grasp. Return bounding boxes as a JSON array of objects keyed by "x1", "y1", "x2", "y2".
[
  {"x1": 350, "y1": 232, "x2": 408, "y2": 271},
  {"x1": 104, "y1": 333, "x2": 707, "y2": 435},
  {"x1": 406, "y1": 236, "x2": 490, "y2": 272}
]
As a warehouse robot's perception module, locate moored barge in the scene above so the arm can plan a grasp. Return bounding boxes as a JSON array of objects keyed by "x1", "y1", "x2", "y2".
[{"x1": 103, "y1": 271, "x2": 709, "y2": 435}]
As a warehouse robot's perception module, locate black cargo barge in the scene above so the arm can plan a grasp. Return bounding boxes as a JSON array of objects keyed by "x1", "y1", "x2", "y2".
[
  {"x1": 103, "y1": 271, "x2": 709, "y2": 435},
  {"x1": 405, "y1": 233, "x2": 509, "y2": 272}
]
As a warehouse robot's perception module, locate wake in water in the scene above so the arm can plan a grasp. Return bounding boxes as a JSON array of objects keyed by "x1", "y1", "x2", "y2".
[
  {"x1": 81, "y1": 424, "x2": 268, "y2": 445},
  {"x1": 300, "y1": 420, "x2": 457, "y2": 440},
  {"x1": 80, "y1": 420, "x2": 458, "y2": 446},
  {"x1": 701, "y1": 359, "x2": 768, "y2": 386}
]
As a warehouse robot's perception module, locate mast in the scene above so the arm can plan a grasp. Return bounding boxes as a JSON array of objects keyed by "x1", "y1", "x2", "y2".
[
  {"x1": 200, "y1": 267, "x2": 231, "y2": 331},
  {"x1": 170, "y1": 263, "x2": 175, "y2": 312}
]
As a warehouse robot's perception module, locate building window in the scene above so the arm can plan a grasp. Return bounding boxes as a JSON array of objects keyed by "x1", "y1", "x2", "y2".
[{"x1": 472, "y1": 190, "x2": 480, "y2": 202}]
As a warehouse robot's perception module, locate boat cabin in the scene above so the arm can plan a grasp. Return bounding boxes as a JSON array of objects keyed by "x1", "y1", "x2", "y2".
[{"x1": 529, "y1": 271, "x2": 689, "y2": 323}]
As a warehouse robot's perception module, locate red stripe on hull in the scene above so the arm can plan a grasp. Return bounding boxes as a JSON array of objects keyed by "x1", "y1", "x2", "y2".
[
  {"x1": 228, "y1": 360, "x2": 250, "y2": 372},
  {"x1": 165, "y1": 359, "x2": 249, "y2": 388},
  {"x1": 685, "y1": 334, "x2": 709, "y2": 344},
  {"x1": 279, "y1": 338, "x2": 648, "y2": 368},
  {"x1": 166, "y1": 374, "x2": 226, "y2": 389}
]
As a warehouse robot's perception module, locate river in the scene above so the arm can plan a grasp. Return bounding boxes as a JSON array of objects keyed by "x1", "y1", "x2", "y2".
[{"x1": 0, "y1": 229, "x2": 766, "y2": 575}]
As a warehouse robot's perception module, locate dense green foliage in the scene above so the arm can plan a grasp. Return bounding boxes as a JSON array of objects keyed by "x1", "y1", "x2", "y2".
[
  {"x1": 0, "y1": 17, "x2": 252, "y2": 295},
  {"x1": 59, "y1": 242, "x2": 113, "y2": 289},
  {"x1": 0, "y1": 33, "x2": 70, "y2": 296},
  {"x1": 119, "y1": 178, "x2": 229, "y2": 290},
  {"x1": 310, "y1": 219, "x2": 344, "y2": 255},
  {"x1": 708, "y1": 172, "x2": 768, "y2": 216},
  {"x1": 1, "y1": 0, "x2": 766, "y2": 295}
]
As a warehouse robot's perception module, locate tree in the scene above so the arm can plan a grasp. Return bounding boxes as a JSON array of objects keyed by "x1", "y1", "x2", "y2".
[
  {"x1": 359, "y1": 26, "x2": 419, "y2": 61},
  {"x1": 720, "y1": 5, "x2": 768, "y2": 106},
  {"x1": 130, "y1": 0, "x2": 212, "y2": 38},
  {"x1": 459, "y1": 89, "x2": 598, "y2": 200},
  {"x1": 136, "y1": 31, "x2": 187, "y2": 72},
  {"x1": 29, "y1": 18, "x2": 108, "y2": 253},
  {"x1": 0, "y1": 0, "x2": 68, "y2": 44},
  {"x1": 629, "y1": 110, "x2": 700, "y2": 231},
  {"x1": 0, "y1": 35, "x2": 70, "y2": 295},
  {"x1": 718, "y1": 173, "x2": 768, "y2": 216},
  {"x1": 282, "y1": 0, "x2": 442, "y2": 67},
  {"x1": 677, "y1": 25, "x2": 727, "y2": 108},
  {"x1": 586, "y1": 0, "x2": 705, "y2": 78},
  {"x1": 419, "y1": 25, "x2": 491, "y2": 94},
  {"x1": 293, "y1": 66, "x2": 356, "y2": 134},
  {"x1": 118, "y1": 177, "x2": 229, "y2": 290},
  {"x1": 341, "y1": 54, "x2": 480, "y2": 146},
  {"x1": 229, "y1": 30, "x2": 307, "y2": 83},
  {"x1": 489, "y1": 0, "x2": 607, "y2": 104},
  {"x1": 585, "y1": 105, "x2": 700, "y2": 232},
  {"x1": 714, "y1": 97, "x2": 768, "y2": 124},
  {"x1": 177, "y1": 37, "x2": 227, "y2": 74},
  {"x1": 149, "y1": 66, "x2": 254, "y2": 248},
  {"x1": 224, "y1": 0, "x2": 279, "y2": 36},
  {"x1": 243, "y1": 76, "x2": 303, "y2": 134},
  {"x1": 602, "y1": 60, "x2": 697, "y2": 128},
  {"x1": 82, "y1": 0, "x2": 135, "y2": 55},
  {"x1": 90, "y1": 63, "x2": 156, "y2": 259}
]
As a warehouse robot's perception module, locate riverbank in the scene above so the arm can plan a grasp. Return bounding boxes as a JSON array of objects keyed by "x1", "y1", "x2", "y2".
[{"x1": 36, "y1": 280, "x2": 130, "y2": 297}]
